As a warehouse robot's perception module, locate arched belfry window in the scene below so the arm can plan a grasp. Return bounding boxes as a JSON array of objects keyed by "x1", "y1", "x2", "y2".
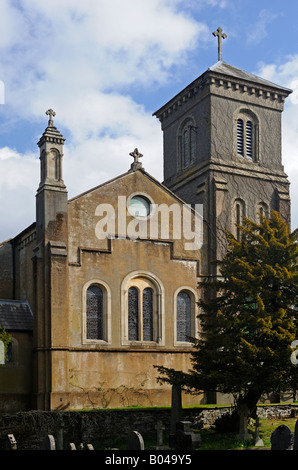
[
  {"x1": 236, "y1": 111, "x2": 258, "y2": 160},
  {"x1": 179, "y1": 118, "x2": 196, "y2": 170},
  {"x1": 86, "y1": 285, "x2": 104, "y2": 340}
]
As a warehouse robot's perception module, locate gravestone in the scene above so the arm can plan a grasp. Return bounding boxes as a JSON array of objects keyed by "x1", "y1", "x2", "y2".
[
  {"x1": 169, "y1": 384, "x2": 182, "y2": 446},
  {"x1": 293, "y1": 419, "x2": 298, "y2": 450},
  {"x1": 271, "y1": 425, "x2": 293, "y2": 450},
  {"x1": 6, "y1": 434, "x2": 17, "y2": 450},
  {"x1": 0, "y1": 341, "x2": 5, "y2": 364},
  {"x1": 172, "y1": 421, "x2": 201, "y2": 451},
  {"x1": 42, "y1": 434, "x2": 56, "y2": 450},
  {"x1": 69, "y1": 443, "x2": 76, "y2": 450},
  {"x1": 127, "y1": 431, "x2": 144, "y2": 450},
  {"x1": 155, "y1": 421, "x2": 165, "y2": 446},
  {"x1": 254, "y1": 416, "x2": 264, "y2": 447},
  {"x1": 236, "y1": 404, "x2": 252, "y2": 441}
]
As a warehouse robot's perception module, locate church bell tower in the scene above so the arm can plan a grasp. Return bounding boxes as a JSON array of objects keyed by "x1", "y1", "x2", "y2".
[{"x1": 154, "y1": 28, "x2": 291, "y2": 277}]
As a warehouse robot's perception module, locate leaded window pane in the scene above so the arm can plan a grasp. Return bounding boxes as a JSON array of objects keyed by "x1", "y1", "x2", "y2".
[
  {"x1": 86, "y1": 285, "x2": 103, "y2": 340},
  {"x1": 177, "y1": 291, "x2": 191, "y2": 342},
  {"x1": 128, "y1": 286, "x2": 139, "y2": 340},
  {"x1": 143, "y1": 287, "x2": 153, "y2": 341}
]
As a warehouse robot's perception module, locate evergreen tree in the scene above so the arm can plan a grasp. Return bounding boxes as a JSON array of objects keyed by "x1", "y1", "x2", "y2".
[{"x1": 156, "y1": 211, "x2": 298, "y2": 419}]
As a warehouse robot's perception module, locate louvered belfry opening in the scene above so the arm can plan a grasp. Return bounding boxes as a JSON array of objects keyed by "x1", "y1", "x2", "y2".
[
  {"x1": 246, "y1": 121, "x2": 253, "y2": 158},
  {"x1": 237, "y1": 118, "x2": 244, "y2": 156}
]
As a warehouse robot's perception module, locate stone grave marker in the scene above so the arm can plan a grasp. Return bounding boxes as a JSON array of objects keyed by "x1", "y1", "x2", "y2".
[
  {"x1": 155, "y1": 420, "x2": 165, "y2": 447},
  {"x1": 169, "y1": 384, "x2": 182, "y2": 447},
  {"x1": 172, "y1": 421, "x2": 201, "y2": 451},
  {"x1": 69, "y1": 443, "x2": 76, "y2": 450},
  {"x1": 293, "y1": 419, "x2": 298, "y2": 450},
  {"x1": 254, "y1": 416, "x2": 264, "y2": 447},
  {"x1": 127, "y1": 431, "x2": 145, "y2": 450},
  {"x1": 42, "y1": 434, "x2": 56, "y2": 450},
  {"x1": 271, "y1": 425, "x2": 293, "y2": 450},
  {"x1": 6, "y1": 434, "x2": 17, "y2": 450},
  {"x1": 0, "y1": 341, "x2": 5, "y2": 365},
  {"x1": 236, "y1": 404, "x2": 252, "y2": 441}
]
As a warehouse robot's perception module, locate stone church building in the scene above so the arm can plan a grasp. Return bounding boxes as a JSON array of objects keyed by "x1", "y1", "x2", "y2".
[{"x1": 0, "y1": 38, "x2": 291, "y2": 411}]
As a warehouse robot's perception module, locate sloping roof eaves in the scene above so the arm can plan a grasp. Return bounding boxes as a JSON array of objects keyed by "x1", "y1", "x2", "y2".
[{"x1": 0, "y1": 300, "x2": 33, "y2": 331}]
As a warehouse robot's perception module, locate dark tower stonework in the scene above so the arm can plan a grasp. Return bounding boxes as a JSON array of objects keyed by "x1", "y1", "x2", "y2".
[{"x1": 154, "y1": 60, "x2": 292, "y2": 276}]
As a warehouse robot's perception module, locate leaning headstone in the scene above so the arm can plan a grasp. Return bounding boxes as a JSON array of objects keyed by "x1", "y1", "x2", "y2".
[
  {"x1": 42, "y1": 434, "x2": 56, "y2": 450},
  {"x1": 69, "y1": 443, "x2": 76, "y2": 450},
  {"x1": 271, "y1": 425, "x2": 293, "y2": 450},
  {"x1": 6, "y1": 434, "x2": 17, "y2": 450},
  {"x1": 127, "y1": 431, "x2": 145, "y2": 450},
  {"x1": 86, "y1": 443, "x2": 94, "y2": 450},
  {"x1": 172, "y1": 421, "x2": 201, "y2": 451}
]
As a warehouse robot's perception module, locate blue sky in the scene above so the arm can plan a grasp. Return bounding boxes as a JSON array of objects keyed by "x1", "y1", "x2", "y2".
[{"x1": 0, "y1": 0, "x2": 297, "y2": 242}]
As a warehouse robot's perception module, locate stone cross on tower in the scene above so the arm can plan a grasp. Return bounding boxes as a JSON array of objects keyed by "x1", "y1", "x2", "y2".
[
  {"x1": 129, "y1": 148, "x2": 143, "y2": 170},
  {"x1": 46, "y1": 108, "x2": 56, "y2": 127},
  {"x1": 212, "y1": 27, "x2": 227, "y2": 61}
]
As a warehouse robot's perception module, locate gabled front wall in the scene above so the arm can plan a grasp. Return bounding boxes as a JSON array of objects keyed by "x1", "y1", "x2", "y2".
[{"x1": 55, "y1": 170, "x2": 203, "y2": 409}]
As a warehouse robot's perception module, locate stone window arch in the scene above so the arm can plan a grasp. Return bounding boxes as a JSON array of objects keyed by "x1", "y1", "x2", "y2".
[
  {"x1": 178, "y1": 117, "x2": 196, "y2": 170},
  {"x1": 257, "y1": 201, "x2": 269, "y2": 222},
  {"x1": 174, "y1": 287, "x2": 198, "y2": 345},
  {"x1": 235, "y1": 110, "x2": 259, "y2": 161},
  {"x1": 121, "y1": 271, "x2": 164, "y2": 345},
  {"x1": 233, "y1": 198, "x2": 246, "y2": 240},
  {"x1": 82, "y1": 280, "x2": 111, "y2": 344}
]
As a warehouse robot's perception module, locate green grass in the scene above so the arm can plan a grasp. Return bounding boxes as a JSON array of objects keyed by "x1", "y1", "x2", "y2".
[{"x1": 90, "y1": 416, "x2": 297, "y2": 450}]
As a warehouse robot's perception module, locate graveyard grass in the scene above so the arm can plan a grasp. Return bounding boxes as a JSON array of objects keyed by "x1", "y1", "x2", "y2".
[{"x1": 86, "y1": 408, "x2": 297, "y2": 450}]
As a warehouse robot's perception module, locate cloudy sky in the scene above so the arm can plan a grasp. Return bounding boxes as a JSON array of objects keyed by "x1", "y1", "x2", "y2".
[{"x1": 0, "y1": 0, "x2": 297, "y2": 242}]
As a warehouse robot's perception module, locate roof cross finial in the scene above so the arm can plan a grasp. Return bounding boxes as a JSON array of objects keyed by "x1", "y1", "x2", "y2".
[
  {"x1": 212, "y1": 27, "x2": 227, "y2": 62},
  {"x1": 129, "y1": 148, "x2": 143, "y2": 171},
  {"x1": 45, "y1": 108, "x2": 56, "y2": 127}
]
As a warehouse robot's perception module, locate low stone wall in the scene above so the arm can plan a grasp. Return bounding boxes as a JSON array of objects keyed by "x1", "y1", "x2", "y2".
[{"x1": 0, "y1": 404, "x2": 297, "y2": 450}]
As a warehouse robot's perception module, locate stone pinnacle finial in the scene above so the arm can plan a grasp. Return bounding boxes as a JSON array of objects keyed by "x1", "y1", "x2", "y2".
[
  {"x1": 45, "y1": 109, "x2": 56, "y2": 127},
  {"x1": 129, "y1": 148, "x2": 143, "y2": 170},
  {"x1": 212, "y1": 27, "x2": 227, "y2": 61}
]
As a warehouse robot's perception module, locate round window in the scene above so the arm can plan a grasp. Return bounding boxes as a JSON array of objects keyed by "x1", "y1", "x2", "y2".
[{"x1": 128, "y1": 196, "x2": 151, "y2": 217}]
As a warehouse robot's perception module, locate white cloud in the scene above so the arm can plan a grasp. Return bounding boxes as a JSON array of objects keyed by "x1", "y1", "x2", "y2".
[
  {"x1": 0, "y1": 0, "x2": 205, "y2": 242},
  {"x1": 256, "y1": 56, "x2": 298, "y2": 229},
  {"x1": 247, "y1": 9, "x2": 280, "y2": 45}
]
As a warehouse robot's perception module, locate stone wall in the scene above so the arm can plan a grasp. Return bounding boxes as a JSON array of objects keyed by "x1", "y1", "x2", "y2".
[{"x1": 0, "y1": 405, "x2": 298, "y2": 450}]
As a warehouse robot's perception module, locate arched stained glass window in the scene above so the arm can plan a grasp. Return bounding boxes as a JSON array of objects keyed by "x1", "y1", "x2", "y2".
[
  {"x1": 177, "y1": 291, "x2": 191, "y2": 342},
  {"x1": 143, "y1": 287, "x2": 153, "y2": 341},
  {"x1": 86, "y1": 285, "x2": 104, "y2": 340},
  {"x1": 128, "y1": 286, "x2": 139, "y2": 341}
]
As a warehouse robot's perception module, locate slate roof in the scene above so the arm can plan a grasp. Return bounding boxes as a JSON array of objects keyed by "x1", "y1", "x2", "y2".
[
  {"x1": 0, "y1": 300, "x2": 33, "y2": 331},
  {"x1": 208, "y1": 61, "x2": 292, "y2": 93}
]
